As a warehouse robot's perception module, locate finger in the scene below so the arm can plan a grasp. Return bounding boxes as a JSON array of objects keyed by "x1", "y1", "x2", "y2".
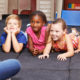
[
  {"x1": 46, "y1": 55, "x2": 49, "y2": 59},
  {"x1": 61, "y1": 57, "x2": 67, "y2": 61},
  {"x1": 38, "y1": 55, "x2": 43, "y2": 59},
  {"x1": 57, "y1": 55, "x2": 61, "y2": 60}
]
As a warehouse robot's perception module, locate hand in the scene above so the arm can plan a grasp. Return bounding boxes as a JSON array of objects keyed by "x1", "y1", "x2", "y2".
[
  {"x1": 32, "y1": 48, "x2": 39, "y2": 56},
  {"x1": 74, "y1": 49, "x2": 80, "y2": 54},
  {"x1": 12, "y1": 28, "x2": 20, "y2": 35},
  {"x1": 38, "y1": 54, "x2": 49, "y2": 59},
  {"x1": 4, "y1": 27, "x2": 11, "y2": 34},
  {"x1": 57, "y1": 54, "x2": 67, "y2": 61}
]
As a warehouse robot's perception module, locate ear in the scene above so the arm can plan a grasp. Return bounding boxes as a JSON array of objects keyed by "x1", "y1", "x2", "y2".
[
  {"x1": 64, "y1": 29, "x2": 67, "y2": 34},
  {"x1": 18, "y1": 26, "x2": 21, "y2": 29}
]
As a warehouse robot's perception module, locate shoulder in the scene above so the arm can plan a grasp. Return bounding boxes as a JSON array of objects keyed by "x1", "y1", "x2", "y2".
[
  {"x1": 65, "y1": 34, "x2": 70, "y2": 38},
  {"x1": 17, "y1": 31, "x2": 26, "y2": 37},
  {"x1": 26, "y1": 26, "x2": 32, "y2": 31},
  {"x1": 41, "y1": 26, "x2": 47, "y2": 32},
  {"x1": 26, "y1": 26, "x2": 32, "y2": 34},
  {"x1": 17, "y1": 31, "x2": 27, "y2": 41},
  {"x1": 1, "y1": 32, "x2": 7, "y2": 37},
  {"x1": 1, "y1": 32, "x2": 7, "y2": 42},
  {"x1": 65, "y1": 34, "x2": 72, "y2": 43}
]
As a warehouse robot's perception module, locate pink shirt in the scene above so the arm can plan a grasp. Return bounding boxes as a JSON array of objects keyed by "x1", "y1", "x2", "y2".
[{"x1": 26, "y1": 26, "x2": 46, "y2": 50}]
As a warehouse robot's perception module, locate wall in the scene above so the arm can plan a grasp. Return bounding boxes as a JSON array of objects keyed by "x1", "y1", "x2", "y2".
[
  {"x1": 8, "y1": 0, "x2": 31, "y2": 14},
  {"x1": 56, "y1": 0, "x2": 63, "y2": 18},
  {"x1": 8, "y1": 0, "x2": 18, "y2": 14},
  {"x1": 18, "y1": 0, "x2": 31, "y2": 14},
  {"x1": 36, "y1": 0, "x2": 54, "y2": 21}
]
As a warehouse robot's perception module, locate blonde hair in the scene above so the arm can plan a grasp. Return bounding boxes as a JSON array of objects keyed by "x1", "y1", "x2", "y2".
[{"x1": 5, "y1": 14, "x2": 22, "y2": 27}]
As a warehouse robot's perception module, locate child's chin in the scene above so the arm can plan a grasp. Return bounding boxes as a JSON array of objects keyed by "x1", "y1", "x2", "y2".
[{"x1": 10, "y1": 30, "x2": 13, "y2": 32}]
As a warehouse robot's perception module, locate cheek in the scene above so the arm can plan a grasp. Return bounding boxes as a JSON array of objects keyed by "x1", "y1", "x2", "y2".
[
  {"x1": 7, "y1": 26, "x2": 10, "y2": 29},
  {"x1": 50, "y1": 31, "x2": 53, "y2": 35},
  {"x1": 59, "y1": 32, "x2": 64, "y2": 37},
  {"x1": 30, "y1": 24, "x2": 34, "y2": 27}
]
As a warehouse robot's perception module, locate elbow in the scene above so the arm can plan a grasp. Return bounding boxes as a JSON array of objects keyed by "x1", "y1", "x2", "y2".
[
  {"x1": 3, "y1": 49, "x2": 10, "y2": 53},
  {"x1": 2, "y1": 46, "x2": 10, "y2": 53},
  {"x1": 14, "y1": 46, "x2": 23, "y2": 53},
  {"x1": 15, "y1": 49, "x2": 21, "y2": 53}
]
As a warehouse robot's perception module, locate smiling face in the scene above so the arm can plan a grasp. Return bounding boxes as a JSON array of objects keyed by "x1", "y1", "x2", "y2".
[
  {"x1": 6, "y1": 18, "x2": 20, "y2": 32},
  {"x1": 30, "y1": 15, "x2": 45, "y2": 33},
  {"x1": 50, "y1": 23, "x2": 66, "y2": 41}
]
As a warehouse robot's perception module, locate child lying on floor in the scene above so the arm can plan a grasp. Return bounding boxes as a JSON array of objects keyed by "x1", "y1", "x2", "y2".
[
  {"x1": 25, "y1": 11, "x2": 48, "y2": 56},
  {"x1": 1, "y1": 14, "x2": 27, "y2": 53},
  {"x1": 69, "y1": 28, "x2": 80, "y2": 53},
  {"x1": 38, "y1": 18, "x2": 80, "y2": 61}
]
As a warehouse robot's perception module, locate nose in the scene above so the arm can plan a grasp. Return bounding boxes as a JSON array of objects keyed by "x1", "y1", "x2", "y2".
[
  {"x1": 33, "y1": 22, "x2": 37, "y2": 27},
  {"x1": 10, "y1": 23, "x2": 14, "y2": 26},
  {"x1": 52, "y1": 31, "x2": 56, "y2": 35}
]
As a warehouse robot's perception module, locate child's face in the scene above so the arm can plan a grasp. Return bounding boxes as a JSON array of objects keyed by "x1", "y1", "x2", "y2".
[
  {"x1": 30, "y1": 15, "x2": 45, "y2": 32},
  {"x1": 7, "y1": 18, "x2": 20, "y2": 32},
  {"x1": 50, "y1": 23, "x2": 65, "y2": 41}
]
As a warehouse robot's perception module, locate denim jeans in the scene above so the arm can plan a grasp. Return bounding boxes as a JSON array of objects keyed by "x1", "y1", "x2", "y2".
[{"x1": 0, "y1": 59, "x2": 21, "y2": 80}]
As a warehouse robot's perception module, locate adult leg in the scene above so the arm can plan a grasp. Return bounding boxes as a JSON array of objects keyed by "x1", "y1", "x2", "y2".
[{"x1": 0, "y1": 59, "x2": 21, "y2": 80}]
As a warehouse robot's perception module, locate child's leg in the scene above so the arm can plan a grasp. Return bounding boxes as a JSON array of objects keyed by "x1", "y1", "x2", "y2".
[{"x1": 0, "y1": 59, "x2": 21, "y2": 80}]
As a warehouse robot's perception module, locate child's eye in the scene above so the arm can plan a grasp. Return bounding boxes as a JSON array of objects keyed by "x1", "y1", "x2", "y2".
[
  {"x1": 8, "y1": 23, "x2": 11, "y2": 25},
  {"x1": 56, "y1": 31, "x2": 59, "y2": 33},
  {"x1": 31, "y1": 21, "x2": 34, "y2": 23},
  {"x1": 37, "y1": 21, "x2": 40, "y2": 24},
  {"x1": 14, "y1": 23, "x2": 18, "y2": 25},
  {"x1": 50, "y1": 30, "x2": 53, "y2": 32}
]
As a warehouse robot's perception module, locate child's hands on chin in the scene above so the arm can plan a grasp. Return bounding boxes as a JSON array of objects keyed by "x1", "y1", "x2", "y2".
[
  {"x1": 12, "y1": 28, "x2": 20, "y2": 35},
  {"x1": 4, "y1": 27, "x2": 11, "y2": 34},
  {"x1": 38, "y1": 54, "x2": 49, "y2": 59},
  {"x1": 57, "y1": 54, "x2": 67, "y2": 61}
]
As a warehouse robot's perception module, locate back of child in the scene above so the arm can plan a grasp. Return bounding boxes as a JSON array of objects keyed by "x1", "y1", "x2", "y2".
[{"x1": 25, "y1": 10, "x2": 48, "y2": 56}]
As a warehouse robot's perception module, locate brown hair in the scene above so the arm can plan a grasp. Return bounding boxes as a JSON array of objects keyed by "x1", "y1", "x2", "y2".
[
  {"x1": 52, "y1": 18, "x2": 67, "y2": 30},
  {"x1": 5, "y1": 14, "x2": 22, "y2": 27},
  {"x1": 46, "y1": 18, "x2": 67, "y2": 43},
  {"x1": 30, "y1": 10, "x2": 47, "y2": 24},
  {"x1": 47, "y1": 18, "x2": 67, "y2": 35}
]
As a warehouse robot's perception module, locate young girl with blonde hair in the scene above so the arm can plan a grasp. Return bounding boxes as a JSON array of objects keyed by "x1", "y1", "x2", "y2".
[{"x1": 38, "y1": 18, "x2": 80, "y2": 61}]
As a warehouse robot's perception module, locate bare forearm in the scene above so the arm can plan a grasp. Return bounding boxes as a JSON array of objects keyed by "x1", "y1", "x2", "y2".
[
  {"x1": 63, "y1": 51, "x2": 74, "y2": 58},
  {"x1": 43, "y1": 44, "x2": 52, "y2": 55},
  {"x1": 2, "y1": 34, "x2": 11, "y2": 53},
  {"x1": 39, "y1": 49, "x2": 44, "y2": 54},
  {"x1": 12, "y1": 34, "x2": 23, "y2": 53},
  {"x1": 28, "y1": 46, "x2": 34, "y2": 54}
]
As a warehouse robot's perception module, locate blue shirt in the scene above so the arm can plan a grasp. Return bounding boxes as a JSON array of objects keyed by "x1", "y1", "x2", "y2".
[{"x1": 0, "y1": 31, "x2": 27, "y2": 47}]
